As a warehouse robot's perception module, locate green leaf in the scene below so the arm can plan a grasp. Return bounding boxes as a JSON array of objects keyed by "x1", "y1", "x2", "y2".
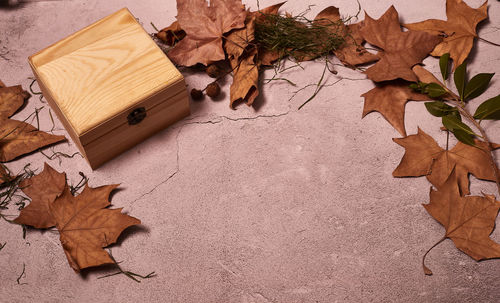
[
  {"x1": 424, "y1": 83, "x2": 447, "y2": 98},
  {"x1": 409, "y1": 83, "x2": 419, "y2": 90},
  {"x1": 442, "y1": 114, "x2": 476, "y2": 136},
  {"x1": 452, "y1": 129, "x2": 476, "y2": 146},
  {"x1": 473, "y1": 95, "x2": 500, "y2": 120},
  {"x1": 463, "y1": 73, "x2": 494, "y2": 100},
  {"x1": 454, "y1": 62, "x2": 467, "y2": 100},
  {"x1": 439, "y1": 53, "x2": 450, "y2": 81},
  {"x1": 424, "y1": 101, "x2": 456, "y2": 117}
]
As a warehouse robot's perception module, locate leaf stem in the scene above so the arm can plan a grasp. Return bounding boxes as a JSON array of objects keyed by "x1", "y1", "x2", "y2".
[
  {"x1": 478, "y1": 37, "x2": 500, "y2": 47},
  {"x1": 422, "y1": 236, "x2": 446, "y2": 275}
]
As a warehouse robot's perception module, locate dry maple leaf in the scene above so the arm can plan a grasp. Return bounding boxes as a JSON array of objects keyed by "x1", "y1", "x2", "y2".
[
  {"x1": 167, "y1": 0, "x2": 247, "y2": 66},
  {"x1": 155, "y1": 20, "x2": 186, "y2": 46},
  {"x1": 359, "y1": 6, "x2": 442, "y2": 82},
  {"x1": 313, "y1": 7, "x2": 379, "y2": 66},
  {"x1": 404, "y1": 0, "x2": 488, "y2": 70},
  {"x1": 393, "y1": 128, "x2": 500, "y2": 195},
  {"x1": 0, "y1": 83, "x2": 65, "y2": 162},
  {"x1": 422, "y1": 169, "x2": 500, "y2": 275},
  {"x1": 49, "y1": 184, "x2": 140, "y2": 272},
  {"x1": 361, "y1": 80, "x2": 429, "y2": 136},
  {"x1": 13, "y1": 163, "x2": 66, "y2": 229}
]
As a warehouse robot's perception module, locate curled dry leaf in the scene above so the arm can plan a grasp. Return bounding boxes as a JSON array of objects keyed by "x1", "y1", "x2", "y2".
[
  {"x1": 404, "y1": 0, "x2": 488, "y2": 70},
  {"x1": 393, "y1": 128, "x2": 500, "y2": 195},
  {"x1": 361, "y1": 80, "x2": 429, "y2": 136},
  {"x1": 313, "y1": 7, "x2": 379, "y2": 66},
  {"x1": 359, "y1": 6, "x2": 442, "y2": 82},
  {"x1": 13, "y1": 163, "x2": 66, "y2": 229},
  {"x1": 230, "y1": 49, "x2": 259, "y2": 107},
  {"x1": 225, "y1": 14, "x2": 259, "y2": 107},
  {"x1": 167, "y1": 0, "x2": 247, "y2": 66},
  {"x1": 50, "y1": 184, "x2": 140, "y2": 272},
  {"x1": 155, "y1": 20, "x2": 186, "y2": 46},
  {"x1": 0, "y1": 83, "x2": 65, "y2": 162},
  {"x1": 423, "y1": 169, "x2": 500, "y2": 274}
]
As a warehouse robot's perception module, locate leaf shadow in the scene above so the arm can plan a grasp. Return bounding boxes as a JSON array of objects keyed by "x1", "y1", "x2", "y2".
[{"x1": 78, "y1": 224, "x2": 149, "y2": 281}]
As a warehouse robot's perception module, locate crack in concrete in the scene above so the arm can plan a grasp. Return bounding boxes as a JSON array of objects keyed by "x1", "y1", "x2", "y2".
[{"x1": 128, "y1": 110, "x2": 291, "y2": 207}]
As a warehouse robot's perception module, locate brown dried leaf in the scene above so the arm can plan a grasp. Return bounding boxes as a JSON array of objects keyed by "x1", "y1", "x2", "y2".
[
  {"x1": 361, "y1": 80, "x2": 429, "y2": 136},
  {"x1": 425, "y1": 169, "x2": 500, "y2": 263},
  {"x1": 167, "y1": 0, "x2": 247, "y2": 66},
  {"x1": 0, "y1": 85, "x2": 27, "y2": 119},
  {"x1": 0, "y1": 118, "x2": 65, "y2": 162},
  {"x1": 0, "y1": 83, "x2": 65, "y2": 162},
  {"x1": 229, "y1": 49, "x2": 259, "y2": 108},
  {"x1": 393, "y1": 128, "x2": 500, "y2": 195},
  {"x1": 13, "y1": 163, "x2": 66, "y2": 229},
  {"x1": 50, "y1": 184, "x2": 140, "y2": 272},
  {"x1": 359, "y1": 6, "x2": 442, "y2": 82},
  {"x1": 404, "y1": 0, "x2": 488, "y2": 70},
  {"x1": 155, "y1": 20, "x2": 186, "y2": 46}
]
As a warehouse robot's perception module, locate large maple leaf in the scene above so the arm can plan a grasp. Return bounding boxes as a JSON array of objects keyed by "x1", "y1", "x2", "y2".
[
  {"x1": 404, "y1": 0, "x2": 488, "y2": 70},
  {"x1": 13, "y1": 163, "x2": 66, "y2": 229},
  {"x1": 0, "y1": 83, "x2": 65, "y2": 162},
  {"x1": 423, "y1": 169, "x2": 500, "y2": 274},
  {"x1": 361, "y1": 80, "x2": 429, "y2": 136},
  {"x1": 393, "y1": 128, "x2": 500, "y2": 195},
  {"x1": 167, "y1": 0, "x2": 247, "y2": 66},
  {"x1": 359, "y1": 6, "x2": 442, "y2": 82},
  {"x1": 50, "y1": 184, "x2": 140, "y2": 272}
]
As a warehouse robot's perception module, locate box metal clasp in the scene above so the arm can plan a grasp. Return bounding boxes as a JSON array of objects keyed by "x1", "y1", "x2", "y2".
[{"x1": 127, "y1": 107, "x2": 147, "y2": 125}]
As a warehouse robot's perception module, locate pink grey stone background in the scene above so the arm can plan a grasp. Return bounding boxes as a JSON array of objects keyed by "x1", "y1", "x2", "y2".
[{"x1": 1, "y1": 0, "x2": 499, "y2": 302}]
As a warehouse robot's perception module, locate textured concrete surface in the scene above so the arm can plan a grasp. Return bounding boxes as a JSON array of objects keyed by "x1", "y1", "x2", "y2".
[{"x1": 1, "y1": 0, "x2": 499, "y2": 302}]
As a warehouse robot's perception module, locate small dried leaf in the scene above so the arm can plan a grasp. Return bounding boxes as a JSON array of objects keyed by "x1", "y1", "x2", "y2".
[{"x1": 155, "y1": 21, "x2": 186, "y2": 46}]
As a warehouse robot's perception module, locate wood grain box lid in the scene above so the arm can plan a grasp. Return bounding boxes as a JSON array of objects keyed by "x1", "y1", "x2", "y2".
[{"x1": 28, "y1": 8, "x2": 190, "y2": 169}]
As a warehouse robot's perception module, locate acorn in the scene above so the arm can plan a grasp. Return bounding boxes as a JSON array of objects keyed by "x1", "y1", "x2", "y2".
[
  {"x1": 190, "y1": 88, "x2": 204, "y2": 100},
  {"x1": 205, "y1": 82, "x2": 220, "y2": 99},
  {"x1": 206, "y1": 64, "x2": 221, "y2": 78}
]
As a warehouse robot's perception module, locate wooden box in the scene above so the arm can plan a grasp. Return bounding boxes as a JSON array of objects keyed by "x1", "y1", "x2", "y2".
[{"x1": 28, "y1": 8, "x2": 189, "y2": 169}]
